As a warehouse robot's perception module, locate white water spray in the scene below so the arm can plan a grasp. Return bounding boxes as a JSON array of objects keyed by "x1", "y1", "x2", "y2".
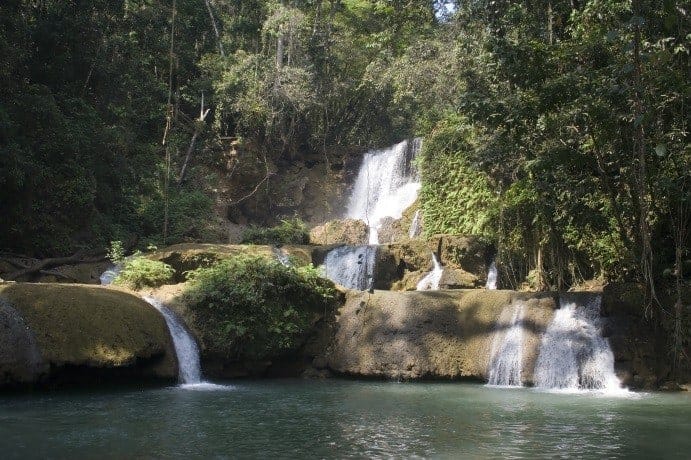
[
  {"x1": 534, "y1": 295, "x2": 623, "y2": 392},
  {"x1": 416, "y1": 253, "x2": 443, "y2": 291},
  {"x1": 273, "y1": 247, "x2": 292, "y2": 267},
  {"x1": 346, "y1": 139, "x2": 422, "y2": 244},
  {"x1": 143, "y1": 296, "x2": 202, "y2": 385},
  {"x1": 485, "y1": 261, "x2": 498, "y2": 290},
  {"x1": 99, "y1": 264, "x2": 122, "y2": 285},
  {"x1": 487, "y1": 301, "x2": 525, "y2": 386},
  {"x1": 323, "y1": 245, "x2": 377, "y2": 290}
]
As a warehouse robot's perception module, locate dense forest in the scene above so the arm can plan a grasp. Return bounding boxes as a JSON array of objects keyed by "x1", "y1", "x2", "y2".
[{"x1": 0, "y1": 0, "x2": 688, "y2": 303}]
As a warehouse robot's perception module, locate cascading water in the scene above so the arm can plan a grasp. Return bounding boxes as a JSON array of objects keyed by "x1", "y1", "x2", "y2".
[
  {"x1": 416, "y1": 254, "x2": 443, "y2": 291},
  {"x1": 346, "y1": 139, "x2": 422, "y2": 244},
  {"x1": 485, "y1": 261, "x2": 498, "y2": 290},
  {"x1": 487, "y1": 301, "x2": 525, "y2": 386},
  {"x1": 323, "y1": 245, "x2": 377, "y2": 290},
  {"x1": 99, "y1": 264, "x2": 122, "y2": 285},
  {"x1": 408, "y1": 209, "x2": 422, "y2": 239},
  {"x1": 143, "y1": 296, "x2": 202, "y2": 385},
  {"x1": 534, "y1": 295, "x2": 623, "y2": 392},
  {"x1": 273, "y1": 247, "x2": 292, "y2": 267}
]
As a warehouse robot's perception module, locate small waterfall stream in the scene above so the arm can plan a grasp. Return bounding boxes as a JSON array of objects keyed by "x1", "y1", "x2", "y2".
[
  {"x1": 408, "y1": 209, "x2": 422, "y2": 239},
  {"x1": 416, "y1": 254, "x2": 443, "y2": 291},
  {"x1": 485, "y1": 261, "x2": 498, "y2": 290},
  {"x1": 346, "y1": 139, "x2": 421, "y2": 244},
  {"x1": 323, "y1": 245, "x2": 377, "y2": 290},
  {"x1": 143, "y1": 296, "x2": 202, "y2": 385},
  {"x1": 99, "y1": 264, "x2": 122, "y2": 285},
  {"x1": 534, "y1": 295, "x2": 623, "y2": 392},
  {"x1": 487, "y1": 301, "x2": 525, "y2": 386},
  {"x1": 273, "y1": 247, "x2": 292, "y2": 267}
]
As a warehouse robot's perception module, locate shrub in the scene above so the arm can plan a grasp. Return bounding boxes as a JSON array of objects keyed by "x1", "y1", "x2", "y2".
[
  {"x1": 183, "y1": 255, "x2": 338, "y2": 360},
  {"x1": 113, "y1": 256, "x2": 175, "y2": 289},
  {"x1": 241, "y1": 218, "x2": 309, "y2": 245}
]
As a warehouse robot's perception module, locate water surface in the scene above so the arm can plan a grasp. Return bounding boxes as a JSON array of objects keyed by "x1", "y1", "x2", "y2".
[{"x1": 1, "y1": 380, "x2": 689, "y2": 459}]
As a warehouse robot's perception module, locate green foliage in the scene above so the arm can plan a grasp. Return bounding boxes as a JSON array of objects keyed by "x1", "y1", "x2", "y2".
[
  {"x1": 114, "y1": 256, "x2": 175, "y2": 290},
  {"x1": 106, "y1": 241, "x2": 125, "y2": 264},
  {"x1": 419, "y1": 116, "x2": 497, "y2": 238},
  {"x1": 183, "y1": 255, "x2": 338, "y2": 360},
  {"x1": 137, "y1": 189, "x2": 213, "y2": 247},
  {"x1": 241, "y1": 218, "x2": 309, "y2": 245}
]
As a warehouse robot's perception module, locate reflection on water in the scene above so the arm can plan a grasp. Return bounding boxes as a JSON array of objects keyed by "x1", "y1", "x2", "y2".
[{"x1": 0, "y1": 381, "x2": 689, "y2": 459}]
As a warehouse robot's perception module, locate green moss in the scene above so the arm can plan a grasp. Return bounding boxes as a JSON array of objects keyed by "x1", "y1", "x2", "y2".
[
  {"x1": 147, "y1": 243, "x2": 313, "y2": 282},
  {"x1": 241, "y1": 218, "x2": 310, "y2": 245},
  {"x1": 0, "y1": 283, "x2": 175, "y2": 375}
]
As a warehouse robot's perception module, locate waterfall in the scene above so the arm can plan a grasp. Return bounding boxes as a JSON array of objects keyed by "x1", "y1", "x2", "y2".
[
  {"x1": 99, "y1": 264, "x2": 122, "y2": 285},
  {"x1": 485, "y1": 261, "x2": 498, "y2": 290},
  {"x1": 323, "y1": 245, "x2": 377, "y2": 290},
  {"x1": 416, "y1": 254, "x2": 443, "y2": 291},
  {"x1": 143, "y1": 296, "x2": 202, "y2": 385},
  {"x1": 346, "y1": 139, "x2": 422, "y2": 244},
  {"x1": 534, "y1": 295, "x2": 623, "y2": 392},
  {"x1": 487, "y1": 301, "x2": 525, "y2": 386},
  {"x1": 408, "y1": 209, "x2": 422, "y2": 239},
  {"x1": 273, "y1": 247, "x2": 291, "y2": 267}
]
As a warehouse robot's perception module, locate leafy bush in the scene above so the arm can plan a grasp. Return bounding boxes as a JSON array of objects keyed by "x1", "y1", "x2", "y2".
[
  {"x1": 241, "y1": 218, "x2": 309, "y2": 245},
  {"x1": 183, "y1": 255, "x2": 338, "y2": 361},
  {"x1": 114, "y1": 256, "x2": 175, "y2": 289}
]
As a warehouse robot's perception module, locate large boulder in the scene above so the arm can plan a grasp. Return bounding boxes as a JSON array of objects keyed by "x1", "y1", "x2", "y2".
[
  {"x1": 0, "y1": 283, "x2": 177, "y2": 388},
  {"x1": 309, "y1": 219, "x2": 369, "y2": 245},
  {"x1": 321, "y1": 289, "x2": 556, "y2": 383}
]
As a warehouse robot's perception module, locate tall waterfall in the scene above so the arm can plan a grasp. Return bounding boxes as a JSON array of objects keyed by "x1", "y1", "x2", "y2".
[
  {"x1": 408, "y1": 209, "x2": 422, "y2": 239},
  {"x1": 346, "y1": 139, "x2": 422, "y2": 244},
  {"x1": 487, "y1": 301, "x2": 525, "y2": 386},
  {"x1": 323, "y1": 245, "x2": 377, "y2": 290},
  {"x1": 143, "y1": 296, "x2": 202, "y2": 385},
  {"x1": 485, "y1": 261, "x2": 498, "y2": 290},
  {"x1": 416, "y1": 253, "x2": 443, "y2": 291},
  {"x1": 534, "y1": 295, "x2": 622, "y2": 392}
]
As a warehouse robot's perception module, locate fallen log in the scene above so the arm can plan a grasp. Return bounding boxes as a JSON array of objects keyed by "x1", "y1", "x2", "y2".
[{"x1": 3, "y1": 251, "x2": 106, "y2": 281}]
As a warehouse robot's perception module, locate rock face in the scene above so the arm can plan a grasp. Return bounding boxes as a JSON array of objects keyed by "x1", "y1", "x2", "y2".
[
  {"x1": 321, "y1": 289, "x2": 556, "y2": 382},
  {"x1": 0, "y1": 283, "x2": 177, "y2": 387},
  {"x1": 602, "y1": 283, "x2": 690, "y2": 389},
  {"x1": 309, "y1": 219, "x2": 369, "y2": 245},
  {"x1": 374, "y1": 237, "x2": 490, "y2": 290}
]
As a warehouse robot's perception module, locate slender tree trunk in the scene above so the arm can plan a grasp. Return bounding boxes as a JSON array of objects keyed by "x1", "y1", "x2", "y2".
[
  {"x1": 632, "y1": 19, "x2": 657, "y2": 314},
  {"x1": 204, "y1": 0, "x2": 225, "y2": 57},
  {"x1": 547, "y1": 2, "x2": 554, "y2": 45}
]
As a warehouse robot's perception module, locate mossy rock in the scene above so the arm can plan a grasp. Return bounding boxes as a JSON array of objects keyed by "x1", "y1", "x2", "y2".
[
  {"x1": 309, "y1": 218, "x2": 368, "y2": 245},
  {"x1": 0, "y1": 283, "x2": 177, "y2": 387},
  {"x1": 147, "y1": 243, "x2": 313, "y2": 283}
]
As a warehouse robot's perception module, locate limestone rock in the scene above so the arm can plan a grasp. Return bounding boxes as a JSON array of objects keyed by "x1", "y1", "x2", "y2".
[
  {"x1": 309, "y1": 219, "x2": 369, "y2": 245},
  {"x1": 439, "y1": 268, "x2": 481, "y2": 289},
  {"x1": 0, "y1": 283, "x2": 177, "y2": 387},
  {"x1": 430, "y1": 234, "x2": 491, "y2": 278},
  {"x1": 323, "y1": 289, "x2": 556, "y2": 382}
]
